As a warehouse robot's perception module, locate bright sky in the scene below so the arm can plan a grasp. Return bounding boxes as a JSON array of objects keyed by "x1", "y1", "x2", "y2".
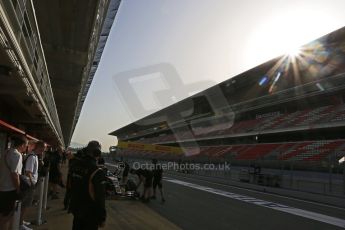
[{"x1": 71, "y1": 0, "x2": 345, "y2": 150}]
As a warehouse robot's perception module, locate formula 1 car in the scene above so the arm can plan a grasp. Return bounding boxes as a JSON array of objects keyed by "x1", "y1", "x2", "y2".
[{"x1": 104, "y1": 165, "x2": 140, "y2": 199}]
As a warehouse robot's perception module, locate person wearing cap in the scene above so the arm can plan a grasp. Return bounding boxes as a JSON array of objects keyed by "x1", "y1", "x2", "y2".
[
  {"x1": 69, "y1": 141, "x2": 106, "y2": 230},
  {"x1": 64, "y1": 142, "x2": 101, "y2": 211}
]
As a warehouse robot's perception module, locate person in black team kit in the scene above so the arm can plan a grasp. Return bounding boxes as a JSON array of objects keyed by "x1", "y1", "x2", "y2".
[
  {"x1": 129, "y1": 168, "x2": 153, "y2": 202},
  {"x1": 152, "y1": 159, "x2": 165, "y2": 203},
  {"x1": 69, "y1": 141, "x2": 106, "y2": 230}
]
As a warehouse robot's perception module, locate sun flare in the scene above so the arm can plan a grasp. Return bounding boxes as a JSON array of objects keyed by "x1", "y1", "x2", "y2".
[
  {"x1": 245, "y1": 7, "x2": 340, "y2": 67},
  {"x1": 287, "y1": 46, "x2": 301, "y2": 57}
]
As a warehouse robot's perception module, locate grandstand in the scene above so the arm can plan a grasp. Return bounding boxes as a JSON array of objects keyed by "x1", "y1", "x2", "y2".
[{"x1": 110, "y1": 26, "x2": 345, "y2": 172}]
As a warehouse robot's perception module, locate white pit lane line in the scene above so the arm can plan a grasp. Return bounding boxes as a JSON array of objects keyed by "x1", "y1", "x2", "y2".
[{"x1": 165, "y1": 178, "x2": 345, "y2": 228}]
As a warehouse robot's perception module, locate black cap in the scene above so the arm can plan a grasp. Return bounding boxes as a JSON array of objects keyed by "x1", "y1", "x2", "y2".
[{"x1": 87, "y1": 140, "x2": 101, "y2": 149}]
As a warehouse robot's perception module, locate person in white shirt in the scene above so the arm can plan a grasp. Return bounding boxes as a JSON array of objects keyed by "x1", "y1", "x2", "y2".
[
  {"x1": 20, "y1": 141, "x2": 45, "y2": 230},
  {"x1": 0, "y1": 135, "x2": 27, "y2": 230}
]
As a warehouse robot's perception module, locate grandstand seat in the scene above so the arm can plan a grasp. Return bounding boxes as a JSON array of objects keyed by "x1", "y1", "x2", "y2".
[
  {"x1": 278, "y1": 142, "x2": 313, "y2": 160},
  {"x1": 235, "y1": 143, "x2": 280, "y2": 160},
  {"x1": 330, "y1": 104, "x2": 345, "y2": 122},
  {"x1": 303, "y1": 140, "x2": 345, "y2": 161}
]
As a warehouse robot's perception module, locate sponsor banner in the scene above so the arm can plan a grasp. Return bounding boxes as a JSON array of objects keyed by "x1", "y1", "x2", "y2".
[{"x1": 117, "y1": 141, "x2": 183, "y2": 154}]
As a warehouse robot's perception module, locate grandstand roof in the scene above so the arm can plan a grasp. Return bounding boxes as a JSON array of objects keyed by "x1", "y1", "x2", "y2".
[{"x1": 110, "y1": 26, "x2": 345, "y2": 139}]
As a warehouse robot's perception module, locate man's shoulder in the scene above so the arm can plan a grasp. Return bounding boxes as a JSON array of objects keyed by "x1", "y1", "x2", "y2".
[
  {"x1": 92, "y1": 167, "x2": 106, "y2": 182},
  {"x1": 8, "y1": 148, "x2": 21, "y2": 159},
  {"x1": 26, "y1": 154, "x2": 38, "y2": 164},
  {"x1": 95, "y1": 167, "x2": 105, "y2": 175}
]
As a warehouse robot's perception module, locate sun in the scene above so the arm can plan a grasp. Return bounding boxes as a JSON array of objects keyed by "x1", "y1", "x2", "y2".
[
  {"x1": 245, "y1": 7, "x2": 340, "y2": 67},
  {"x1": 287, "y1": 46, "x2": 301, "y2": 57}
]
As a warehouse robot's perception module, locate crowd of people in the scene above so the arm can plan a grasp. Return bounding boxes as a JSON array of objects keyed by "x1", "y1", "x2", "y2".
[
  {"x1": 0, "y1": 137, "x2": 166, "y2": 230},
  {"x1": 0, "y1": 135, "x2": 48, "y2": 230},
  {"x1": 0, "y1": 135, "x2": 83, "y2": 230}
]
